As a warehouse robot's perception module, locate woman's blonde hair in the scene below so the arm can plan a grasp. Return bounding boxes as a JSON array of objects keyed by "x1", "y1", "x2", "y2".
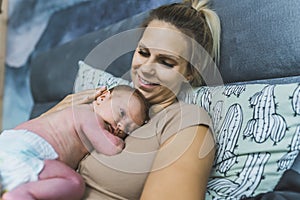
[{"x1": 141, "y1": 0, "x2": 221, "y2": 86}]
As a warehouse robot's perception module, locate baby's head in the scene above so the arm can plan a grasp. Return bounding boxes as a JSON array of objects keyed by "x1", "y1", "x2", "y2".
[{"x1": 93, "y1": 85, "x2": 149, "y2": 139}]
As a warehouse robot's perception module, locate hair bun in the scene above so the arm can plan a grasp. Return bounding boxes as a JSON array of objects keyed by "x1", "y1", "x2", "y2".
[
  {"x1": 183, "y1": 0, "x2": 209, "y2": 11},
  {"x1": 184, "y1": 0, "x2": 220, "y2": 62}
]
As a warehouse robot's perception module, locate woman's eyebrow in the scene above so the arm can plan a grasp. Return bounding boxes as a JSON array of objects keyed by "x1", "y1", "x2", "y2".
[
  {"x1": 157, "y1": 53, "x2": 180, "y2": 62},
  {"x1": 139, "y1": 42, "x2": 181, "y2": 61},
  {"x1": 138, "y1": 43, "x2": 148, "y2": 49}
]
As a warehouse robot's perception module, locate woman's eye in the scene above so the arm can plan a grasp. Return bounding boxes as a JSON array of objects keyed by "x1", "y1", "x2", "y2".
[
  {"x1": 138, "y1": 49, "x2": 150, "y2": 57},
  {"x1": 160, "y1": 60, "x2": 175, "y2": 68}
]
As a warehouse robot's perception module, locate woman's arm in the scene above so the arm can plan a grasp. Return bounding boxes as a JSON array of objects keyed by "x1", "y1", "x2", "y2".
[
  {"x1": 41, "y1": 87, "x2": 106, "y2": 116},
  {"x1": 140, "y1": 125, "x2": 215, "y2": 200}
]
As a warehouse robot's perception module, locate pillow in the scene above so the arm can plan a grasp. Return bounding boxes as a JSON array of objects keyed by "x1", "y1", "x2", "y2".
[
  {"x1": 187, "y1": 83, "x2": 300, "y2": 199},
  {"x1": 73, "y1": 61, "x2": 300, "y2": 198},
  {"x1": 73, "y1": 60, "x2": 131, "y2": 92}
]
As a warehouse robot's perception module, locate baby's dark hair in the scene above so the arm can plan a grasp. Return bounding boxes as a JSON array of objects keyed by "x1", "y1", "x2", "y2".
[{"x1": 109, "y1": 85, "x2": 150, "y2": 124}]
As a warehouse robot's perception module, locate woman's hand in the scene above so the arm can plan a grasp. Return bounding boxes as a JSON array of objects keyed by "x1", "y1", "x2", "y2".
[{"x1": 42, "y1": 86, "x2": 107, "y2": 116}]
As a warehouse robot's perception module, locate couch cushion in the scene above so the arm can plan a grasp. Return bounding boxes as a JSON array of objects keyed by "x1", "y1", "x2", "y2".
[{"x1": 211, "y1": 0, "x2": 300, "y2": 83}]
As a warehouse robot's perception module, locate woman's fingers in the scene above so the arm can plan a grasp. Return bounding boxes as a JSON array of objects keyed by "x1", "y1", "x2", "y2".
[
  {"x1": 41, "y1": 86, "x2": 107, "y2": 116},
  {"x1": 81, "y1": 86, "x2": 107, "y2": 104},
  {"x1": 94, "y1": 86, "x2": 107, "y2": 98},
  {"x1": 63, "y1": 86, "x2": 107, "y2": 105}
]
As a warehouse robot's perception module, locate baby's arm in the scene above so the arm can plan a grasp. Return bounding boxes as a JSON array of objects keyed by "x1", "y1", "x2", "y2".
[{"x1": 74, "y1": 107, "x2": 124, "y2": 155}]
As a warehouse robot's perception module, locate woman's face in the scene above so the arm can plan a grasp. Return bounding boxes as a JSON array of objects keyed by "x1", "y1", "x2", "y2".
[{"x1": 131, "y1": 20, "x2": 191, "y2": 107}]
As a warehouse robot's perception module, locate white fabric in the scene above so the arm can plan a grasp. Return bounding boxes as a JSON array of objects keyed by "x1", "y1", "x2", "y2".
[{"x1": 0, "y1": 129, "x2": 58, "y2": 191}]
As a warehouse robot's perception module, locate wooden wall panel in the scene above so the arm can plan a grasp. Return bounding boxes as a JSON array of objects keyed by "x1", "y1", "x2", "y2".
[{"x1": 0, "y1": 0, "x2": 8, "y2": 130}]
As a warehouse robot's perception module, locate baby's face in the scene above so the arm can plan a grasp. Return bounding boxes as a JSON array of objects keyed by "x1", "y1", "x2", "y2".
[{"x1": 93, "y1": 90, "x2": 145, "y2": 139}]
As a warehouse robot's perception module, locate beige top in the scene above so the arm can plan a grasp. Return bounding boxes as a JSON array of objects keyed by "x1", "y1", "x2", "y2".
[{"x1": 78, "y1": 101, "x2": 213, "y2": 200}]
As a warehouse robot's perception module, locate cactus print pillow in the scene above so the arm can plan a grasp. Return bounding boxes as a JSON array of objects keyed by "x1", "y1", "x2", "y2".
[
  {"x1": 74, "y1": 61, "x2": 300, "y2": 199},
  {"x1": 186, "y1": 84, "x2": 300, "y2": 199}
]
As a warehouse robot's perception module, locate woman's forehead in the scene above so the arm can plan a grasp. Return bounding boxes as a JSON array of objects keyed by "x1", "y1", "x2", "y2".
[{"x1": 141, "y1": 20, "x2": 190, "y2": 59}]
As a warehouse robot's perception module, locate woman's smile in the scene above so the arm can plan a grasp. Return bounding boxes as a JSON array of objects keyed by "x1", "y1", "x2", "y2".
[{"x1": 138, "y1": 75, "x2": 160, "y2": 88}]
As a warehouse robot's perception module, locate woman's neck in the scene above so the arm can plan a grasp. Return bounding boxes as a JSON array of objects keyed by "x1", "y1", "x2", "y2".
[{"x1": 149, "y1": 98, "x2": 178, "y2": 116}]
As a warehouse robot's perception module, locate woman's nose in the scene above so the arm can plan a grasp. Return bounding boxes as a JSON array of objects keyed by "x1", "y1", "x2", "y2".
[{"x1": 140, "y1": 61, "x2": 156, "y2": 75}]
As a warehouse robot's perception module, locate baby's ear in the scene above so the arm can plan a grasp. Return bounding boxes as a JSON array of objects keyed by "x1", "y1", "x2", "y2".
[{"x1": 99, "y1": 90, "x2": 111, "y2": 101}]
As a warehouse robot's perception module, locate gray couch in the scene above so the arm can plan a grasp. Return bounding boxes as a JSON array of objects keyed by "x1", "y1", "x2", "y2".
[
  {"x1": 28, "y1": 1, "x2": 300, "y2": 198},
  {"x1": 29, "y1": 0, "x2": 300, "y2": 118},
  {"x1": 29, "y1": 11, "x2": 148, "y2": 118}
]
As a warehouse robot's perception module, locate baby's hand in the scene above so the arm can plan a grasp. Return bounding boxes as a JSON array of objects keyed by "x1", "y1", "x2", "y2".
[{"x1": 101, "y1": 130, "x2": 125, "y2": 155}]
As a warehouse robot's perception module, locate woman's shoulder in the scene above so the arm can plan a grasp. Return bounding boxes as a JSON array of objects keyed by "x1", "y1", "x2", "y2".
[
  {"x1": 164, "y1": 101, "x2": 211, "y2": 122},
  {"x1": 150, "y1": 101, "x2": 213, "y2": 144}
]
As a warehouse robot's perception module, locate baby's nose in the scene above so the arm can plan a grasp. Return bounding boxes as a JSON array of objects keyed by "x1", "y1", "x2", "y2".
[
  {"x1": 115, "y1": 122, "x2": 128, "y2": 139},
  {"x1": 117, "y1": 122, "x2": 124, "y2": 132}
]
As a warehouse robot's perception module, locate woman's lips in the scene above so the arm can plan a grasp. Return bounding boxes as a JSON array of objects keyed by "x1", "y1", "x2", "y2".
[{"x1": 138, "y1": 75, "x2": 159, "y2": 88}]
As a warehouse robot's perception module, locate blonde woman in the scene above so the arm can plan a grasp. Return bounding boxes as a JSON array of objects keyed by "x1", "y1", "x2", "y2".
[{"x1": 45, "y1": 0, "x2": 221, "y2": 199}]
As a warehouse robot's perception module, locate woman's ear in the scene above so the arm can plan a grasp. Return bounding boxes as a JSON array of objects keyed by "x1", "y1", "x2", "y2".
[
  {"x1": 184, "y1": 73, "x2": 194, "y2": 83},
  {"x1": 183, "y1": 65, "x2": 194, "y2": 83}
]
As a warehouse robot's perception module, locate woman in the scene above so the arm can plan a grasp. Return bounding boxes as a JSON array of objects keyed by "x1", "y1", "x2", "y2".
[{"x1": 45, "y1": 0, "x2": 220, "y2": 199}]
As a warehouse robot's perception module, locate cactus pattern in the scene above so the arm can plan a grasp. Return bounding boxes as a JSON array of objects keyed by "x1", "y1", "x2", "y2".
[
  {"x1": 193, "y1": 87, "x2": 212, "y2": 113},
  {"x1": 290, "y1": 125, "x2": 300, "y2": 152},
  {"x1": 243, "y1": 85, "x2": 287, "y2": 144},
  {"x1": 207, "y1": 153, "x2": 270, "y2": 199},
  {"x1": 291, "y1": 84, "x2": 300, "y2": 116},
  {"x1": 212, "y1": 100, "x2": 224, "y2": 130},
  {"x1": 278, "y1": 151, "x2": 299, "y2": 171},
  {"x1": 215, "y1": 104, "x2": 243, "y2": 173},
  {"x1": 278, "y1": 125, "x2": 300, "y2": 170},
  {"x1": 223, "y1": 85, "x2": 246, "y2": 97}
]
